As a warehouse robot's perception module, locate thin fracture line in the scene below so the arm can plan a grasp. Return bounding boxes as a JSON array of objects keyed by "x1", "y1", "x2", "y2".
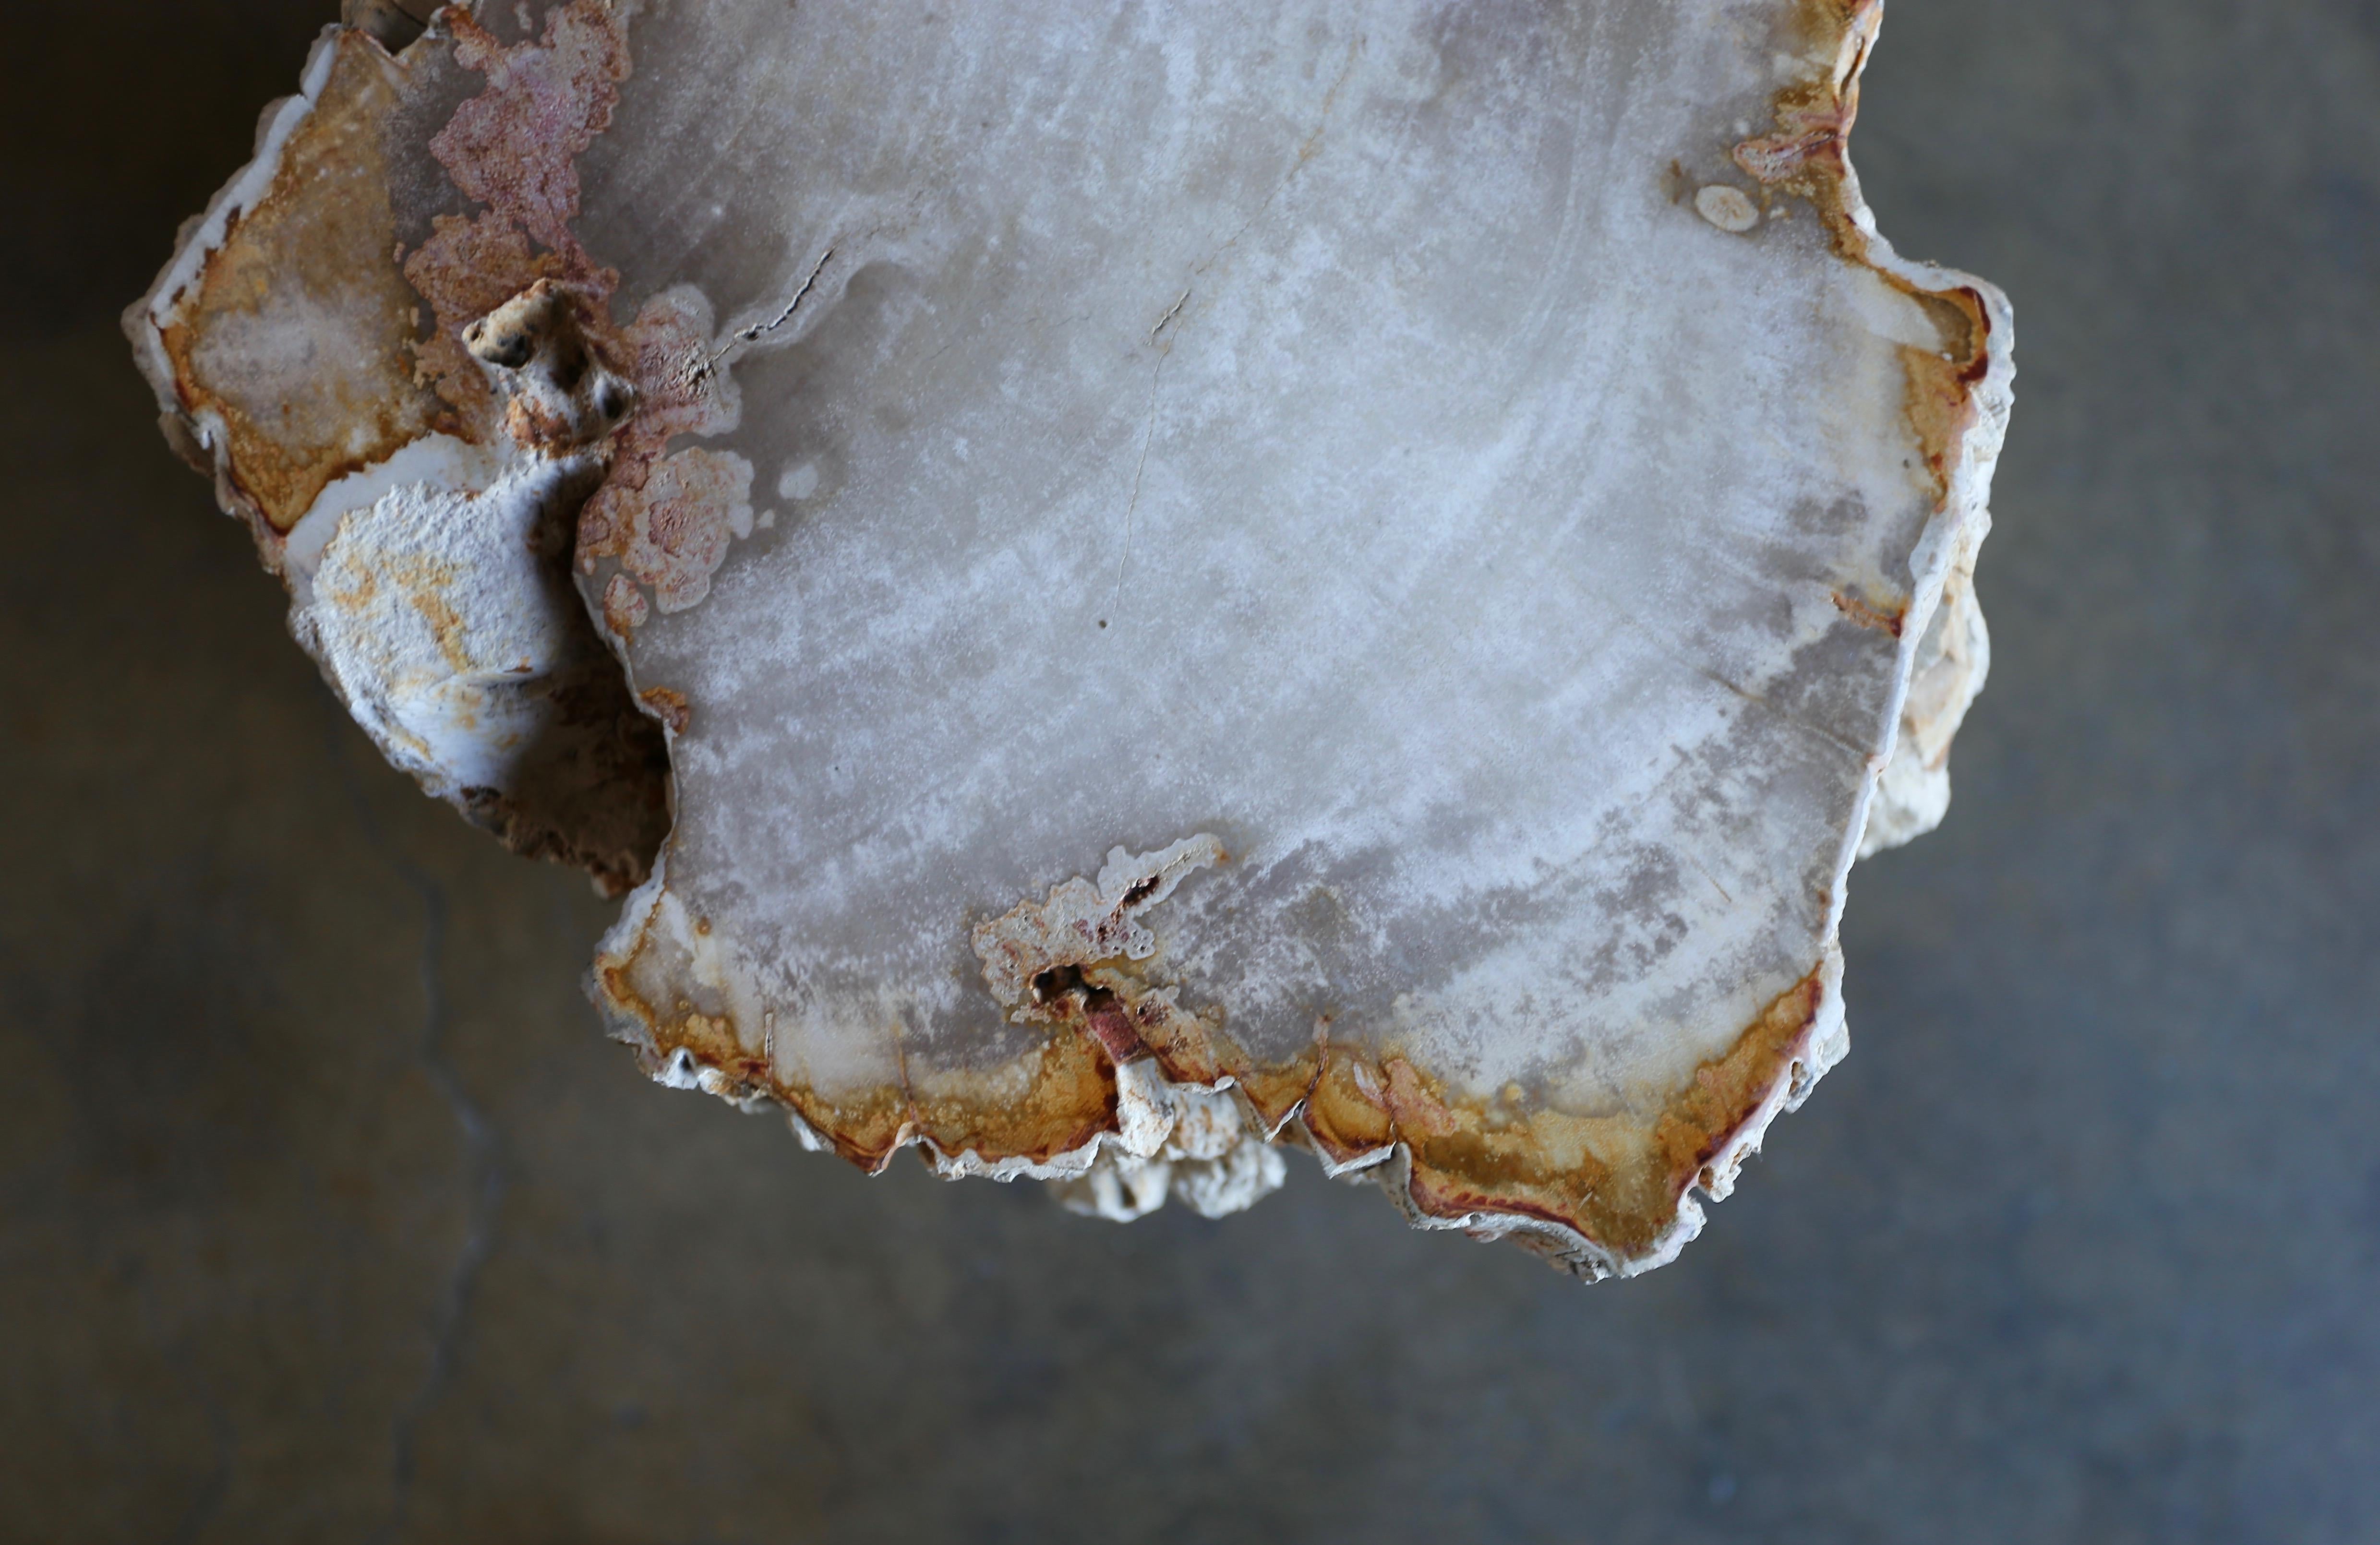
[{"x1": 707, "y1": 245, "x2": 836, "y2": 370}]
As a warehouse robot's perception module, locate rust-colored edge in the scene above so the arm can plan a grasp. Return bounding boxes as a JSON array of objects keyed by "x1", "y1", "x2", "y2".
[
  {"x1": 1733, "y1": 0, "x2": 2003, "y2": 514},
  {"x1": 596, "y1": 851, "x2": 1838, "y2": 1276},
  {"x1": 593, "y1": 939, "x2": 1122, "y2": 1174},
  {"x1": 636, "y1": 686, "x2": 690, "y2": 734},
  {"x1": 136, "y1": 30, "x2": 456, "y2": 552},
  {"x1": 1441, "y1": 978, "x2": 1819, "y2": 1254}
]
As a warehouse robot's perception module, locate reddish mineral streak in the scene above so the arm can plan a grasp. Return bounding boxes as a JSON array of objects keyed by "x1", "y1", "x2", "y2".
[
  {"x1": 601, "y1": 439, "x2": 751, "y2": 613},
  {"x1": 602, "y1": 570, "x2": 649, "y2": 635},
  {"x1": 1733, "y1": 0, "x2": 1993, "y2": 513},
  {"x1": 400, "y1": 3, "x2": 626, "y2": 366},
  {"x1": 399, "y1": 1, "x2": 748, "y2": 628},
  {"x1": 637, "y1": 686, "x2": 690, "y2": 734},
  {"x1": 1829, "y1": 589, "x2": 1907, "y2": 636}
]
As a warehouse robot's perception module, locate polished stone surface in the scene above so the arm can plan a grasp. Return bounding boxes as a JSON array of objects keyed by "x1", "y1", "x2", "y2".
[{"x1": 2, "y1": 2, "x2": 2375, "y2": 1540}]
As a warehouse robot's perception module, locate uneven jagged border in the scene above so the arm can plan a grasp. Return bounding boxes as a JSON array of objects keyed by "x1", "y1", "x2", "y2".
[
  {"x1": 123, "y1": 10, "x2": 685, "y2": 895},
  {"x1": 128, "y1": 0, "x2": 2012, "y2": 1278}
]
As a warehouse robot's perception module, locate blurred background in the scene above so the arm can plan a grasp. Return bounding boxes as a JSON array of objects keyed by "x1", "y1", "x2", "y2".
[{"x1": 3, "y1": 1, "x2": 2375, "y2": 1540}]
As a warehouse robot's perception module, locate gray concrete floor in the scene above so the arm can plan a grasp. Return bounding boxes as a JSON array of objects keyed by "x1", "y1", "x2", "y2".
[{"x1": 4, "y1": 2, "x2": 2376, "y2": 1540}]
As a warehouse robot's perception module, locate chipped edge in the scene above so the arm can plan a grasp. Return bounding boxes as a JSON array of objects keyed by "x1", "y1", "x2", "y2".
[{"x1": 123, "y1": 24, "x2": 354, "y2": 567}]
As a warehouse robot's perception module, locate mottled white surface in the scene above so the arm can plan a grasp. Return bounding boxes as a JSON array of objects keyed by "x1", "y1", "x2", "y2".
[{"x1": 575, "y1": 0, "x2": 1990, "y2": 1120}]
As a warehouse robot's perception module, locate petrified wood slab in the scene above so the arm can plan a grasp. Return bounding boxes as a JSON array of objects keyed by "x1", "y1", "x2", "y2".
[{"x1": 130, "y1": 0, "x2": 2011, "y2": 1276}]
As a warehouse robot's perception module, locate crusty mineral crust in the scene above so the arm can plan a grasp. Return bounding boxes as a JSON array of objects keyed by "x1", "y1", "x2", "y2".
[
  {"x1": 126, "y1": 15, "x2": 688, "y2": 894},
  {"x1": 131, "y1": 0, "x2": 2011, "y2": 1277}
]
